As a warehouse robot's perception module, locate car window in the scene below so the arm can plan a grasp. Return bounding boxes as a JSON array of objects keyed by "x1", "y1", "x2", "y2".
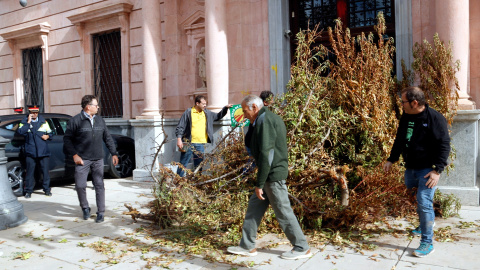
[
  {"x1": 0, "y1": 120, "x2": 21, "y2": 131},
  {"x1": 57, "y1": 118, "x2": 68, "y2": 134},
  {"x1": 46, "y1": 118, "x2": 57, "y2": 135}
]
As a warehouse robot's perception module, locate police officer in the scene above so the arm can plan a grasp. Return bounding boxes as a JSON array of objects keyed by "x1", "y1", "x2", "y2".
[{"x1": 17, "y1": 105, "x2": 53, "y2": 198}]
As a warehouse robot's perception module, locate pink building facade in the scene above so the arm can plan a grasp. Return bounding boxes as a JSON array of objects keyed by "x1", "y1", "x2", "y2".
[{"x1": 0, "y1": 0, "x2": 479, "y2": 203}]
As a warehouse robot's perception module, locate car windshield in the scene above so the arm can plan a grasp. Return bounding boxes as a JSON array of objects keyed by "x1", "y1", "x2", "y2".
[
  {"x1": 0, "y1": 117, "x2": 57, "y2": 135},
  {"x1": 0, "y1": 120, "x2": 21, "y2": 131}
]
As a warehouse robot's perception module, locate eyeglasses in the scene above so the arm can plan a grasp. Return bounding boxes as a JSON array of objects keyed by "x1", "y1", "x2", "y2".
[
  {"x1": 30, "y1": 111, "x2": 39, "y2": 114},
  {"x1": 400, "y1": 100, "x2": 410, "y2": 104}
]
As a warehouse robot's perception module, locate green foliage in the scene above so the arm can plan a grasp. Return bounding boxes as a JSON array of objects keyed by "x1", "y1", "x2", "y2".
[
  {"x1": 409, "y1": 33, "x2": 459, "y2": 125},
  {"x1": 132, "y1": 13, "x2": 462, "y2": 261},
  {"x1": 434, "y1": 190, "x2": 461, "y2": 218}
]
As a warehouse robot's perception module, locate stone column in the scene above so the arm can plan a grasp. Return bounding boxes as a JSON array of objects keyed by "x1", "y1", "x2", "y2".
[
  {"x1": 140, "y1": 0, "x2": 162, "y2": 117},
  {"x1": 205, "y1": 0, "x2": 229, "y2": 111},
  {"x1": 268, "y1": 0, "x2": 290, "y2": 96},
  {"x1": 132, "y1": 0, "x2": 164, "y2": 181},
  {"x1": 436, "y1": 0, "x2": 475, "y2": 109}
]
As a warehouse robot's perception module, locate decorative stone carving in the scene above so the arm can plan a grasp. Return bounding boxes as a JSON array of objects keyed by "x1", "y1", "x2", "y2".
[{"x1": 197, "y1": 47, "x2": 207, "y2": 88}]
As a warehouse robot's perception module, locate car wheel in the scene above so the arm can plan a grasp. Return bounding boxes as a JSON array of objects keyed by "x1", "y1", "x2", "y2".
[
  {"x1": 7, "y1": 161, "x2": 24, "y2": 197},
  {"x1": 109, "y1": 149, "x2": 134, "y2": 178}
]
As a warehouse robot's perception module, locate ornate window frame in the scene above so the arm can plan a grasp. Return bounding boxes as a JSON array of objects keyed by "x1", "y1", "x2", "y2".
[
  {"x1": 68, "y1": 3, "x2": 133, "y2": 119},
  {"x1": 0, "y1": 23, "x2": 51, "y2": 110},
  {"x1": 182, "y1": 10, "x2": 206, "y2": 97}
]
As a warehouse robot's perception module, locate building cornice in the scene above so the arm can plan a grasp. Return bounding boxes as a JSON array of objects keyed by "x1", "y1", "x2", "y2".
[
  {"x1": 0, "y1": 22, "x2": 51, "y2": 41},
  {"x1": 67, "y1": 3, "x2": 133, "y2": 25}
]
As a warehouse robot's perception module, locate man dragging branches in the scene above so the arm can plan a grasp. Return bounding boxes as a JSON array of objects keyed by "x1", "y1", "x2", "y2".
[{"x1": 227, "y1": 95, "x2": 312, "y2": 260}]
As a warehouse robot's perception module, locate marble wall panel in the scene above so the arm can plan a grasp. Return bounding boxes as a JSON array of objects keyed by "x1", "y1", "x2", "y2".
[
  {"x1": 131, "y1": 81, "x2": 144, "y2": 100},
  {"x1": 130, "y1": 63, "x2": 143, "y2": 83},
  {"x1": 49, "y1": 88, "x2": 83, "y2": 106},
  {"x1": 164, "y1": 76, "x2": 178, "y2": 97},
  {"x1": 470, "y1": 21, "x2": 480, "y2": 50},
  {"x1": 0, "y1": 42, "x2": 12, "y2": 56},
  {"x1": 50, "y1": 73, "x2": 81, "y2": 91},
  {"x1": 130, "y1": 46, "x2": 142, "y2": 65},
  {"x1": 227, "y1": 23, "x2": 242, "y2": 47},
  {"x1": 49, "y1": 41, "x2": 81, "y2": 61},
  {"x1": 0, "y1": 94, "x2": 14, "y2": 108},
  {"x1": 0, "y1": 82, "x2": 14, "y2": 95},
  {"x1": 129, "y1": 9, "x2": 142, "y2": 29},
  {"x1": 131, "y1": 99, "x2": 145, "y2": 117},
  {"x1": 49, "y1": 27, "x2": 79, "y2": 46},
  {"x1": 0, "y1": 0, "x2": 48, "y2": 15},
  {"x1": 228, "y1": 1, "x2": 243, "y2": 25},
  {"x1": 0, "y1": 68, "x2": 13, "y2": 83},
  {"x1": 49, "y1": 57, "x2": 81, "y2": 76},
  {"x1": 130, "y1": 28, "x2": 142, "y2": 47},
  {"x1": 0, "y1": 55, "x2": 13, "y2": 69},
  {"x1": 49, "y1": 104, "x2": 78, "y2": 115},
  {"x1": 471, "y1": 49, "x2": 480, "y2": 77}
]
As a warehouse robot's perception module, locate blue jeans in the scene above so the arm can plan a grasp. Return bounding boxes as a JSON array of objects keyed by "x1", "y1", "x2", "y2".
[
  {"x1": 405, "y1": 168, "x2": 437, "y2": 244},
  {"x1": 176, "y1": 143, "x2": 205, "y2": 177}
]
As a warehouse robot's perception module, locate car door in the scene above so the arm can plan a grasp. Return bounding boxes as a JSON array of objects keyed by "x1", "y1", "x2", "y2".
[
  {"x1": 51, "y1": 116, "x2": 75, "y2": 179},
  {"x1": 42, "y1": 117, "x2": 67, "y2": 179}
]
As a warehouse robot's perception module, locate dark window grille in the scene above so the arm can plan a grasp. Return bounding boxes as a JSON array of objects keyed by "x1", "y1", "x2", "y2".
[
  {"x1": 298, "y1": 0, "x2": 337, "y2": 31},
  {"x1": 93, "y1": 30, "x2": 123, "y2": 118},
  {"x1": 293, "y1": 0, "x2": 394, "y2": 31},
  {"x1": 349, "y1": 0, "x2": 393, "y2": 28},
  {"x1": 22, "y1": 47, "x2": 44, "y2": 112}
]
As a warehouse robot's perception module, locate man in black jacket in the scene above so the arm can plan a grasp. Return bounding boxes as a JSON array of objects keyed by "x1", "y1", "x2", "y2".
[
  {"x1": 175, "y1": 95, "x2": 231, "y2": 177},
  {"x1": 384, "y1": 86, "x2": 450, "y2": 257},
  {"x1": 17, "y1": 105, "x2": 53, "y2": 198},
  {"x1": 64, "y1": 95, "x2": 118, "y2": 223}
]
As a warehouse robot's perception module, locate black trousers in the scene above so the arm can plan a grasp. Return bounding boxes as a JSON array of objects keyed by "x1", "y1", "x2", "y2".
[{"x1": 24, "y1": 156, "x2": 50, "y2": 194}]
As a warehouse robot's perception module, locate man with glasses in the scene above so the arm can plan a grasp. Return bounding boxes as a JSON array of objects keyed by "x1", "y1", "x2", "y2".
[
  {"x1": 17, "y1": 105, "x2": 53, "y2": 198},
  {"x1": 384, "y1": 86, "x2": 450, "y2": 257},
  {"x1": 175, "y1": 95, "x2": 232, "y2": 177},
  {"x1": 64, "y1": 95, "x2": 118, "y2": 223}
]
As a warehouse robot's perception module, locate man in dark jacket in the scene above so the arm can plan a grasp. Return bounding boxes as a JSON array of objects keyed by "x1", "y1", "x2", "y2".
[
  {"x1": 384, "y1": 86, "x2": 450, "y2": 257},
  {"x1": 17, "y1": 105, "x2": 53, "y2": 198},
  {"x1": 64, "y1": 95, "x2": 118, "y2": 223},
  {"x1": 175, "y1": 95, "x2": 231, "y2": 177},
  {"x1": 227, "y1": 95, "x2": 311, "y2": 260}
]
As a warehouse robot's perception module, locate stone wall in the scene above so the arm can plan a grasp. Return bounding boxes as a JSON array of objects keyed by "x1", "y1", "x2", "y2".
[{"x1": 438, "y1": 110, "x2": 480, "y2": 206}]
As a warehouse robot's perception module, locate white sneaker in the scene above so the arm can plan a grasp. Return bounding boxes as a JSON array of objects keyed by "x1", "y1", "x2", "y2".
[
  {"x1": 227, "y1": 246, "x2": 258, "y2": 256},
  {"x1": 281, "y1": 249, "x2": 313, "y2": 260}
]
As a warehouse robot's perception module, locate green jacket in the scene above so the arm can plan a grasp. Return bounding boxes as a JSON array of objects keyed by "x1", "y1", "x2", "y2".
[{"x1": 249, "y1": 107, "x2": 289, "y2": 188}]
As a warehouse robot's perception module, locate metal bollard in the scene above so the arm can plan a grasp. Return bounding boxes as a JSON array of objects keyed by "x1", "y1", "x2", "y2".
[{"x1": 0, "y1": 136, "x2": 28, "y2": 230}]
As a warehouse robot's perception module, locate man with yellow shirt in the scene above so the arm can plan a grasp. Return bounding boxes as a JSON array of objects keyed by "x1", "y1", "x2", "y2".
[{"x1": 175, "y1": 95, "x2": 232, "y2": 177}]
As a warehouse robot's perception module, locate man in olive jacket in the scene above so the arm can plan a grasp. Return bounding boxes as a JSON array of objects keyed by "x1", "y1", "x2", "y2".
[{"x1": 227, "y1": 95, "x2": 311, "y2": 260}]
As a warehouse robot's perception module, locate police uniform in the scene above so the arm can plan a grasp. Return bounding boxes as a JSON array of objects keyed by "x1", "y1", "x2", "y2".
[{"x1": 17, "y1": 105, "x2": 53, "y2": 198}]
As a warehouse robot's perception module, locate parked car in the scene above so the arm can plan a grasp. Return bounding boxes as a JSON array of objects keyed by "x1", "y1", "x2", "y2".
[{"x1": 0, "y1": 113, "x2": 135, "y2": 196}]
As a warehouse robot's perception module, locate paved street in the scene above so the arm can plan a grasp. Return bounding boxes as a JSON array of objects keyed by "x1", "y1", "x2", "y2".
[{"x1": 0, "y1": 178, "x2": 479, "y2": 270}]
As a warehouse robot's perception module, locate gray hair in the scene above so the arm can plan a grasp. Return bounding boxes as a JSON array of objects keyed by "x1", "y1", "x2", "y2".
[{"x1": 242, "y1": 95, "x2": 264, "y2": 110}]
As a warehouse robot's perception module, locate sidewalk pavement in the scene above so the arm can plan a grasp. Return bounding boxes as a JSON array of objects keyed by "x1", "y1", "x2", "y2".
[{"x1": 1, "y1": 178, "x2": 479, "y2": 270}]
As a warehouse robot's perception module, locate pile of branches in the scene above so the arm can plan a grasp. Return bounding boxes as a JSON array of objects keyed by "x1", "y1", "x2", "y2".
[{"x1": 125, "y1": 14, "x2": 460, "y2": 247}]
